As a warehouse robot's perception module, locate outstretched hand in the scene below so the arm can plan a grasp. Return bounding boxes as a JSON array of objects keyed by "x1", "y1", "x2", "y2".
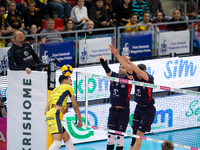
[
  {"x1": 108, "y1": 45, "x2": 118, "y2": 55},
  {"x1": 122, "y1": 56, "x2": 131, "y2": 62},
  {"x1": 96, "y1": 56, "x2": 104, "y2": 62}
]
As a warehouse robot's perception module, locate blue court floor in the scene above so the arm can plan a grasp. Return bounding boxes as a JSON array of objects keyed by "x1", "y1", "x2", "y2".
[{"x1": 59, "y1": 127, "x2": 200, "y2": 150}]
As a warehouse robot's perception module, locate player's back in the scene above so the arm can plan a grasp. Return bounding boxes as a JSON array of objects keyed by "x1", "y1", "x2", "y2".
[{"x1": 49, "y1": 84, "x2": 74, "y2": 109}]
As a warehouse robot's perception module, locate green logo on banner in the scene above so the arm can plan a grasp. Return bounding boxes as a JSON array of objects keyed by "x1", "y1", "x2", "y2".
[
  {"x1": 67, "y1": 117, "x2": 94, "y2": 139},
  {"x1": 185, "y1": 100, "x2": 200, "y2": 121}
]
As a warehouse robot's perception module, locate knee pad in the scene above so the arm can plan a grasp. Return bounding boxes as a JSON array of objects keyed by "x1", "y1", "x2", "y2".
[
  {"x1": 116, "y1": 135, "x2": 124, "y2": 147},
  {"x1": 65, "y1": 138, "x2": 74, "y2": 150},
  {"x1": 49, "y1": 140, "x2": 62, "y2": 150},
  {"x1": 107, "y1": 133, "x2": 115, "y2": 145}
]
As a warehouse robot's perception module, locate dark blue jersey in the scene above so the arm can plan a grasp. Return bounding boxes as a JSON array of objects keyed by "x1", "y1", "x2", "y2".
[
  {"x1": 132, "y1": 71, "x2": 155, "y2": 106},
  {"x1": 110, "y1": 72, "x2": 132, "y2": 108}
]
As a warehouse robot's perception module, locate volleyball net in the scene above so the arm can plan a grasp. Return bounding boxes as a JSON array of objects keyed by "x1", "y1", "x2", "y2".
[{"x1": 72, "y1": 71, "x2": 200, "y2": 150}]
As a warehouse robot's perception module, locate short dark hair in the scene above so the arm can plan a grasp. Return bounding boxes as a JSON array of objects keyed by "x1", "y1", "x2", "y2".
[
  {"x1": 130, "y1": 13, "x2": 138, "y2": 19},
  {"x1": 143, "y1": 11, "x2": 150, "y2": 16},
  {"x1": 59, "y1": 75, "x2": 70, "y2": 84},
  {"x1": 137, "y1": 64, "x2": 146, "y2": 71},
  {"x1": 162, "y1": 140, "x2": 174, "y2": 150}
]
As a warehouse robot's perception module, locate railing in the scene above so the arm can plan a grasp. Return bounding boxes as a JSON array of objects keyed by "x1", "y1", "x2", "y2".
[{"x1": 1, "y1": 19, "x2": 200, "y2": 68}]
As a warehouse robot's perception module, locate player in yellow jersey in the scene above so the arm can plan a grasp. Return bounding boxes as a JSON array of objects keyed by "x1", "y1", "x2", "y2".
[{"x1": 45, "y1": 75, "x2": 83, "y2": 150}]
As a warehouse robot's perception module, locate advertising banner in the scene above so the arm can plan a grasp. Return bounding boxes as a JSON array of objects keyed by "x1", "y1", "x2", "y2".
[
  {"x1": 159, "y1": 30, "x2": 190, "y2": 55},
  {"x1": 62, "y1": 94, "x2": 200, "y2": 144},
  {"x1": 0, "y1": 117, "x2": 7, "y2": 150},
  {"x1": 7, "y1": 70, "x2": 47, "y2": 150},
  {"x1": 79, "y1": 37, "x2": 112, "y2": 64},
  {"x1": 40, "y1": 41, "x2": 73, "y2": 66},
  {"x1": 0, "y1": 47, "x2": 10, "y2": 73},
  {"x1": 55, "y1": 56, "x2": 200, "y2": 102},
  {"x1": 120, "y1": 34, "x2": 152, "y2": 59}
]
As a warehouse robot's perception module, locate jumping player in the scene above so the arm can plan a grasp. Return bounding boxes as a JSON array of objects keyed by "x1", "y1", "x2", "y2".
[
  {"x1": 108, "y1": 45, "x2": 156, "y2": 150},
  {"x1": 45, "y1": 75, "x2": 82, "y2": 150},
  {"x1": 97, "y1": 56, "x2": 133, "y2": 150}
]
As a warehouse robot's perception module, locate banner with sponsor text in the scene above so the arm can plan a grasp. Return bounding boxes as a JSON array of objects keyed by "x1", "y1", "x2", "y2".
[
  {"x1": 40, "y1": 41, "x2": 73, "y2": 66},
  {"x1": 79, "y1": 37, "x2": 112, "y2": 64},
  {"x1": 7, "y1": 70, "x2": 47, "y2": 150},
  {"x1": 120, "y1": 34, "x2": 152, "y2": 59},
  {"x1": 159, "y1": 30, "x2": 190, "y2": 55}
]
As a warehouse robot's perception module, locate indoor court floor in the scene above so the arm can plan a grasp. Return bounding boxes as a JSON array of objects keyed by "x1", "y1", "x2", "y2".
[{"x1": 59, "y1": 127, "x2": 200, "y2": 150}]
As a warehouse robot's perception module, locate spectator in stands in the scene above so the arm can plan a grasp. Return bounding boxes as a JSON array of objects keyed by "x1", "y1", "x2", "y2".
[
  {"x1": 80, "y1": 20, "x2": 96, "y2": 37},
  {"x1": 14, "y1": 0, "x2": 27, "y2": 14},
  {"x1": 34, "y1": 0, "x2": 48, "y2": 19},
  {"x1": 124, "y1": 13, "x2": 141, "y2": 34},
  {"x1": 139, "y1": 11, "x2": 154, "y2": 33},
  {"x1": 152, "y1": 12, "x2": 168, "y2": 31},
  {"x1": 86, "y1": 20, "x2": 95, "y2": 35},
  {"x1": 145, "y1": 0, "x2": 171, "y2": 21},
  {"x1": 104, "y1": 0, "x2": 117, "y2": 27},
  {"x1": 179, "y1": 0, "x2": 200, "y2": 20},
  {"x1": 89, "y1": 0, "x2": 115, "y2": 28},
  {"x1": 167, "y1": 10, "x2": 188, "y2": 31},
  {"x1": 0, "y1": 5, "x2": 12, "y2": 47},
  {"x1": 63, "y1": 19, "x2": 75, "y2": 38},
  {"x1": 112, "y1": 0, "x2": 121, "y2": 13},
  {"x1": 70, "y1": 0, "x2": 90, "y2": 30},
  {"x1": 7, "y1": 1, "x2": 25, "y2": 32},
  {"x1": 48, "y1": 0, "x2": 71, "y2": 20},
  {"x1": 0, "y1": 94, "x2": 7, "y2": 117},
  {"x1": 25, "y1": 24, "x2": 39, "y2": 44},
  {"x1": 40, "y1": 18, "x2": 63, "y2": 43},
  {"x1": 85, "y1": 0, "x2": 94, "y2": 10},
  {"x1": 22, "y1": 1, "x2": 42, "y2": 33},
  {"x1": 161, "y1": 140, "x2": 174, "y2": 150},
  {"x1": 116, "y1": 0, "x2": 132, "y2": 26},
  {"x1": 132, "y1": 0, "x2": 152, "y2": 21}
]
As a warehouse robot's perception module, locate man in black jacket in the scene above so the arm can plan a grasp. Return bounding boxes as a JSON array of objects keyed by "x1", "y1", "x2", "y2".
[
  {"x1": 89, "y1": 0, "x2": 114, "y2": 28},
  {"x1": 8, "y1": 30, "x2": 43, "y2": 74}
]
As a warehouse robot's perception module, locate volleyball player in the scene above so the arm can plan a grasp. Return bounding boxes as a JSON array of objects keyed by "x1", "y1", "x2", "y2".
[
  {"x1": 162, "y1": 140, "x2": 174, "y2": 150},
  {"x1": 97, "y1": 56, "x2": 133, "y2": 150},
  {"x1": 45, "y1": 75, "x2": 82, "y2": 150},
  {"x1": 108, "y1": 45, "x2": 156, "y2": 150}
]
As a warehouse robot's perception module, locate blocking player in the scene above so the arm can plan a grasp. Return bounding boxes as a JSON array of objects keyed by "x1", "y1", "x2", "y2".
[
  {"x1": 97, "y1": 56, "x2": 133, "y2": 150},
  {"x1": 108, "y1": 45, "x2": 156, "y2": 150},
  {"x1": 45, "y1": 75, "x2": 82, "y2": 150}
]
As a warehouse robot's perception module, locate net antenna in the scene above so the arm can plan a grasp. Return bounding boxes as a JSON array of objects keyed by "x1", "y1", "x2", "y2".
[{"x1": 84, "y1": 28, "x2": 88, "y2": 126}]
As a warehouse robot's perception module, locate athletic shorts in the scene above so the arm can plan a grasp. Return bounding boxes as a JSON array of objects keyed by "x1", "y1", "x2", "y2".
[
  {"x1": 132, "y1": 104, "x2": 156, "y2": 133},
  {"x1": 46, "y1": 108, "x2": 64, "y2": 135},
  {"x1": 108, "y1": 107, "x2": 130, "y2": 132}
]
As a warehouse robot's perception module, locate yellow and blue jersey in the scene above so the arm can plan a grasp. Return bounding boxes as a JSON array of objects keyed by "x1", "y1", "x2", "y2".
[{"x1": 49, "y1": 84, "x2": 74, "y2": 110}]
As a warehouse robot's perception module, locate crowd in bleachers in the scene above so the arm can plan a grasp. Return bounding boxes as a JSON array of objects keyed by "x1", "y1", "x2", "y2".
[{"x1": 0, "y1": 0, "x2": 200, "y2": 47}]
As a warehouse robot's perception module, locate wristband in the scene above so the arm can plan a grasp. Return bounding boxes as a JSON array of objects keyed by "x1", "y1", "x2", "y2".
[{"x1": 100, "y1": 59, "x2": 111, "y2": 73}]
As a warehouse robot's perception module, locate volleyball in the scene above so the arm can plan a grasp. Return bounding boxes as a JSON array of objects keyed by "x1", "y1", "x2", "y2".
[{"x1": 61, "y1": 65, "x2": 73, "y2": 76}]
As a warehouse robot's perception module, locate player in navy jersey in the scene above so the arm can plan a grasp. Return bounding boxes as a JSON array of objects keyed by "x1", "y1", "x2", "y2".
[
  {"x1": 97, "y1": 56, "x2": 133, "y2": 150},
  {"x1": 108, "y1": 45, "x2": 156, "y2": 150}
]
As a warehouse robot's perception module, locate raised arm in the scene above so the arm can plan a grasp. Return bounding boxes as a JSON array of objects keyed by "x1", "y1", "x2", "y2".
[
  {"x1": 108, "y1": 45, "x2": 133, "y2": 74},
  {"x1": 96, "y1": 56, "x2": 112, "y2": 76},
  {"x1": 108, "y1": 45, "x2": 149, "y2": 81}
]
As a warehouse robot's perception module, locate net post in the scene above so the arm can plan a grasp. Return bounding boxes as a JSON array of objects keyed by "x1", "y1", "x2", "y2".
[{"x1": 85, "y1": 72, "x2": 88, "y2": 125}]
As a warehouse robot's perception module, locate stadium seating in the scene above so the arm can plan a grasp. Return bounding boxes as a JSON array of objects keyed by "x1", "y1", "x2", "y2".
[
  {"x1": 42, "y1": 19, "x2": 46, "y2": 29},
  {"x1": 53, "y1": 18, "x2": 64, "y2": 31}
]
